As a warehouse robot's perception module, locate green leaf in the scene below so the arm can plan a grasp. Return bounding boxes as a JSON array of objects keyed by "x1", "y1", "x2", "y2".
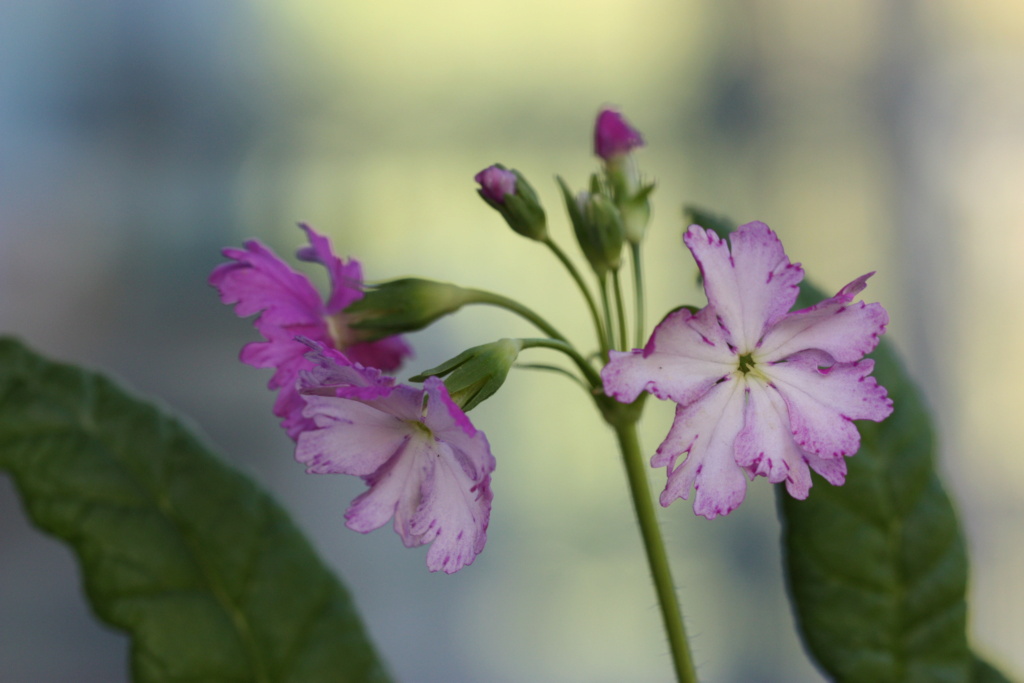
[
  {"x1": 971, "y1": 655, "x2": 1015, "y2": 683},
  {"x1": 780, "y1": 271, "x2": 977, "y2": 682},
  {"x1": 0, "y1": 337, "x2": 391, "y2": 683}
]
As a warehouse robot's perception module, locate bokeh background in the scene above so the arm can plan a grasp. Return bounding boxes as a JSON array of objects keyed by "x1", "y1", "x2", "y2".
[{"x1": 2, "y1": 1, "x2": 1022, "y2": 681}]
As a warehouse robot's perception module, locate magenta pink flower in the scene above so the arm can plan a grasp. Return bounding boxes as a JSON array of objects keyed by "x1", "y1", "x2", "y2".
[
  {"x1": 296, "y1": 344, "x2": 495, "y2": 573},
  {"x1": 474, "y1": 165, "x2": 517, "y2": 204},
  {"x1": 602, "y1": 222, "x2": 892, "y2": 519},
  {"x1": 210, "y1": 223, "x2": 412, "y2": 439},
  {"x1": 594, "y1": 108, "x2": 644, "y2": 160}
]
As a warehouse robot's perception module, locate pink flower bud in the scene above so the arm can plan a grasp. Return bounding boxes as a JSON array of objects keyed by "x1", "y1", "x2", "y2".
[
  {"x1": 474, "y1": 165, "x2": 517, "y2": 203},
  {"x1": 594, "y1": 108, "x2": 644, "y2": 160}
]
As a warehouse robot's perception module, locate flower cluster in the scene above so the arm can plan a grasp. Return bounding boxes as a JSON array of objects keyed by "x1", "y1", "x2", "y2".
[
  {"x1": 209, "y1": 223, "x2": 411, "y2": 439},
  {"x1": 212, "y1": 106, "x2": 895, "y2": 581},
  {"x1": 212, "y1": 225, "x2": 494, "y2": 572},
  {"x1": 602, "y1": 222, "x2": 892, "y2": 518}
]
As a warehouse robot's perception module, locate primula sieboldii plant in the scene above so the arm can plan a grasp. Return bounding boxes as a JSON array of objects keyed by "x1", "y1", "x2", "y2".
[
  {"x1": 209, "y1": 107, "x2": 897, "y2": 681},
  {"x1": 3, "y1": 105, "x2": 1004, "y2": 683}
]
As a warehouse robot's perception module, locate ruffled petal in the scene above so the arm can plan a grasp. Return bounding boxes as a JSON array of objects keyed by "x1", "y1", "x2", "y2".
[
  {"x1": 408, "y1": 439, "x2": 493, "y2": 574},
  {"x1": 296, "y1": 223, "x2": 365, "y2": 315},
  {"x1": 757, "y1": 273, "x2": 888, "y2": 363},
  {"x1": 735, "y1": 380, "x2": 812, "y2": 498},
  {"x1": 602, "y1": 306, "x2": 733, "y2": 404},
  {"x1": 297, "y1": 340, "x2": 393, "y2": 395},
  {"x1": 684, "y1": 222, "x2": 803, "y2": 351},
  {"x1": 803, "y1": 449, "x2": 848, "y2": 486},
  {"x1": 344, "y1": 440, "x2": 424, "y2": 536},
  {"x1": 765, "y1": 357, "x2": 893, "y2": 458},
  {"x1": 295, "y1": 394, "x2": 412, "y2": 475},
  {"x1": 210, "y1": 239, "x2": 324, "y2": 329},
  {"x1": 653, "y1": 378, "x2": 749, "y2": 519},
  {"x1": 241, "y1": 332, "x2": 321, "y2": 439}
]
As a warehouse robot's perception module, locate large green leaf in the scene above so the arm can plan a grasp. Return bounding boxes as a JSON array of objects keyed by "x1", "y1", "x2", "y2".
[
  {"x1": 0, "y1": 337, "x2": 391, "y2": 683},
  {"x1": 779, "y1": 333, "x2": 971, "y2": 682}
]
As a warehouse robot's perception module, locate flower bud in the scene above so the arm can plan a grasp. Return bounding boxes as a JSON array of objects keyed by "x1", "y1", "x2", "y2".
[
  {"x1": 594, "y1": 108, "x2": 644, "y2": 161},
  {"x1": 557, "y1": 175, "x2": 625, "y2": 279},
  {"x1": 474, "y1": 165, "x2": 517, "y2": 203},
  {"x1": 475, "y1": 164, "x2": 547, "y2": 241},
  {"x1": 345, "y1": 278, "x2": 476, "y2": 341},
  {"x1": 593, "y1": 108, "x2": 654, "y2": 243},
  {"x1": 410, "y1": 338, "x2": 523, "y2": 412}
]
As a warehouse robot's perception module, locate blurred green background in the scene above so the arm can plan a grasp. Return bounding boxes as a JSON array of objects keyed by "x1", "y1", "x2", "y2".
[{"x1": 1, "y1": 1, "x2": 1021, "y2": 681}]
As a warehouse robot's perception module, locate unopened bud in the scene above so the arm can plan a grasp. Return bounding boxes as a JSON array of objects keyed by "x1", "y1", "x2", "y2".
[
  {"x1": 410, "y1": 338, "x2": 523, "y2": 412},
  {"x1": 345, "y1": 279, "x2": 475, "y2": 341},
  {"x1": 475, "y1": 164, "x2": 547, "y2": 241}
]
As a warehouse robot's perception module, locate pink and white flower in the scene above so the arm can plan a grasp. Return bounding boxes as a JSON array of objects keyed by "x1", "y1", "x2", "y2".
[
  {"x1": 296, "y1": 344, "x2": 495, "y2": 573},
  {"x1": 210, "y1": 223, "x2": 412, "y2": 439},
  {"x1": 602, "y1": 221, "x2": 892, "y2": 519}
]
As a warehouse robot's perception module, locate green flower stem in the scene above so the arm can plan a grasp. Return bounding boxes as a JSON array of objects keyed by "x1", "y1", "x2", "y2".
[
  {"x1": 612, "y1": 269, "x2": 629, "y2": 351},
  {"x1": 520, "y1": 337, "x2": 603, "y2": 390},
  {"x1": 468, "y1": 289, "x2": 570, "y2": 344},
  {"x1": 613, "y1": 419, "x2": 696, "y2": 683},
  {"x1": 630, "y1": 242, "x2": 645, "y2": 349},
  {"x1": 600, "y1": 277, "x2": 615, "y2": 351},
  {"x1": 543, "y1": 236, "x2": 609, "y2": 355}
]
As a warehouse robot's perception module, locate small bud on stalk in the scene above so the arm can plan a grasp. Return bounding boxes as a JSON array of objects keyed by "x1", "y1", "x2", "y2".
[
  {"x1": 475, "y1": 164, "x2": 548, "y2": 241},
  {"x1": 345, "y1": 278, "x2": 476, "y2": 341},
  {"x1": 411, "y1": 338, "x2": 523, "y2": 412}
]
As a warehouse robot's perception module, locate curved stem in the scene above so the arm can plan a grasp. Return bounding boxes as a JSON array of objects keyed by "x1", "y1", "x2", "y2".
[
  {"x1": 543, "y1": 237, "x2": 609, "y2": 354},
  {"x1": 468, "y1": 289, "x2": 569, "y2": 344},
  {"x1": 613, "y1": 419, "x2": 696, "y2": 683},
  {"x1": 630, "y1": 242, "x2": 645, "y2": 349},
  {"x1": 612, "y1": 270, "x2": 628, "y2": 351},
  {"x1": 520, "y1": 337, "x2": 603, "y2": 390}
]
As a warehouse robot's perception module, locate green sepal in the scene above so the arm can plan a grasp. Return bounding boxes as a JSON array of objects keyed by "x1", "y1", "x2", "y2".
[
  {"x1": 0, "y1": 337, "x2": 390, "y2": 682},
  {"x1": 410, "y1": 338, "x2": 522, "y2": 412}
]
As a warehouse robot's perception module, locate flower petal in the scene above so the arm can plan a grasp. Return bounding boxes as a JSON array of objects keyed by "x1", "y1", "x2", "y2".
[
  {"x1": 803, "y1": 449, "x2": 848, "y2": 486},
  {"x1": 602, "y1": 306, "x2": 733, "y2": 404},
  {"x1": 653, "y1": 378, "x2": 749, "y2": 519},
  {"x1": 422, "y1": 377, "x2": 495, "y2": 481},
  {"x1": 735, "y1": 380, "x2": 812, "y2": 498},
  {"x1": 295, "y1": 223, "x2": 366, "y2": 315},
  {"x1": 346, "y1": 336, "x2": 414, "y2": 373},
  {"x1": 210, "y1": 239, "x2": 325, "y2": 329},
  {"x1": 344, "y1": 439, "x2": 424, "y2": 537},
  {"x1": 684, "y1": 222, "x2": 804, "y2": 350},
  {"x1": 766, "y1": 357, "x2": 893, "y2": 458},
  {"x1": 241, "y1": 331, "x2": 322, "y2": 439},
  {"x1": 296, "y1": 394, "x2": 412, "y2": 475},
  {"x1": 757, "y1": 273, "x2": 889, "y2": 363},
  {"x1": 408, "y1": 441, "x2": 493, "y2": 574}
]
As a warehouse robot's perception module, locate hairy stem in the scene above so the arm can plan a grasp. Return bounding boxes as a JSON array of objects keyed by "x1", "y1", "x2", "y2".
[{"x1": 613, "y1": 419, "x2": 697, "y2": 683}]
